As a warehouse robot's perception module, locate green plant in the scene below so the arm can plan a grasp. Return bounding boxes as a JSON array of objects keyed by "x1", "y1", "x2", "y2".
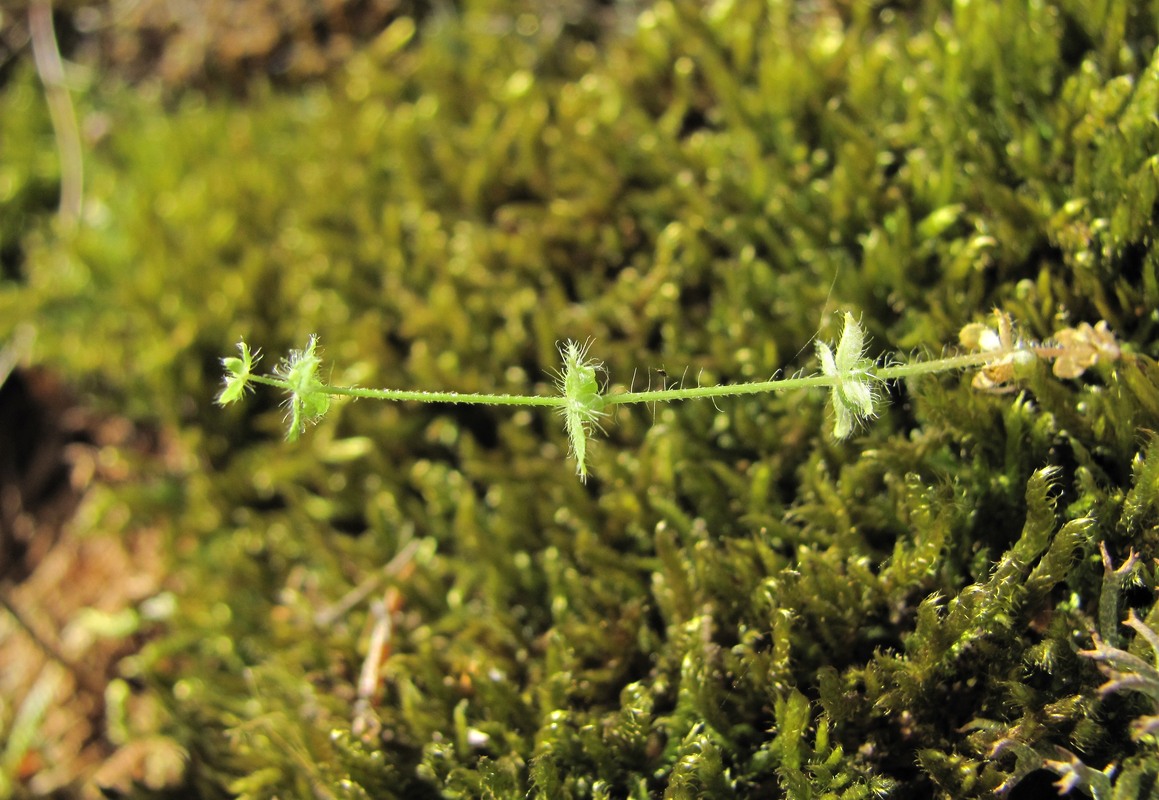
[
  {"x1": 978, "y1": 543, "x2": 1159, "y2": 798},
  {"x1": 219, "y1": 311, "x2": 1122, "y2": 481}
]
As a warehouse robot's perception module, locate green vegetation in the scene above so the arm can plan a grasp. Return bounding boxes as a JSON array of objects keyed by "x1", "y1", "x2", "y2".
[{"x1": 2, "y1": 0, "x2": 1159, "y2": 797}]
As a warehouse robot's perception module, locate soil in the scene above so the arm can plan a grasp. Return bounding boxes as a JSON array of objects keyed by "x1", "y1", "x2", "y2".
[{"x1": 0, "y1": 368, "x2": 174, "y2": 797}]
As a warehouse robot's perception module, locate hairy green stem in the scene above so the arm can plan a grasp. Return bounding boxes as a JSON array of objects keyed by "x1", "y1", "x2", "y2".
[
  {"x1": 221, "y1": 314, "x2": 1113, "y2": 478},
  {"x1": 249, "y1": 348, "x2": 1022, "y2": 407},
  {"x1": 247, "y1": 374, "x2": 564, "y2": 407}
]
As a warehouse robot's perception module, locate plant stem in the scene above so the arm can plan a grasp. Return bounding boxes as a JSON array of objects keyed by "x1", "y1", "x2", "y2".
[
  {"x1": 605, "y1": 372, "x2": 836, "y2": 405},
  {"x1": 247, "y1": 374, "x2": 564, "y2": 407},
  {"x1": 252, "y1": 348, "x2": 1023, "y2": 407},
  {"x1": 605, "y1": 349, "x2": 1017, "y2": 405}
]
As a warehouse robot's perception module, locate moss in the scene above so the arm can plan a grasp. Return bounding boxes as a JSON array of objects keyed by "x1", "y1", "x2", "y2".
[
  {"x1": 0, "y1": 68, "x2": 59, "y2": 283},
  {"x1": 3, "y1": 0, "x2": 1159, "y2": 797}
]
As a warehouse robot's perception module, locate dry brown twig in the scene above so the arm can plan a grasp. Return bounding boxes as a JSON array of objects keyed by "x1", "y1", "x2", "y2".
[{"x1": 29, "y1": 0, "x2": 83, "y2": 229}]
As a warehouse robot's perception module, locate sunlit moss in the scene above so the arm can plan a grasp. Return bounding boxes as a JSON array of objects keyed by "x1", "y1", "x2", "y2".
[{"x1": 3, "y1": 0, "x2": 1159, "y2": 797}]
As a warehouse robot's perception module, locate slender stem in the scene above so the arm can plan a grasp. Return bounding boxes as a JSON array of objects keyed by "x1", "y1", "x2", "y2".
[
  {"x1": 606, "y1": 348, "x2": 1024, "y2": 406},
  {"x1": 30, "y1": 0, "x2": 83, "y2": 230},
  {"x1": 873, "y1": 349, "x2": 1023, "y2": 380},
  {"x1": 250, "y1": 347, "x2": 1029, "y2": 408},
  {"x1": 248, "y1": 374, "x2": 564, "y2": 407},
  {"x1": 605, "y1": 372, "x2": 836, "y2": 405}
]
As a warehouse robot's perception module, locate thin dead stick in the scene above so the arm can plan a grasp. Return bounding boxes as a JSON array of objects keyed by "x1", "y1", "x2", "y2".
[
  {"x1": 352, "y1": 588, "x2": 400, "y2": 737},
  {"x1": 29, "y1": 0, "x2": 83, "y2": 229},
  {"x1": 312, "y1": 538, "x2": 421, "y2": 628},
  {"x1": 0, "y1": 589, "x2": 105, "y2": 697}
]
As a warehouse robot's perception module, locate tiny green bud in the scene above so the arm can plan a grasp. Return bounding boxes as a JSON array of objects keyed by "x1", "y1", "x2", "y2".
[
  {"x1": 556, "y1": 339, "x2": 605, "y2": 481},
  {"x1": 816, "y1": 312, "x2": 877, "y2": 439},
  {"x1": 275, "y1": 335, "x2": 331, "y2": 440},
  {"x1": 217, "y1": 340, "x2": 260, "y2": 406}
]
